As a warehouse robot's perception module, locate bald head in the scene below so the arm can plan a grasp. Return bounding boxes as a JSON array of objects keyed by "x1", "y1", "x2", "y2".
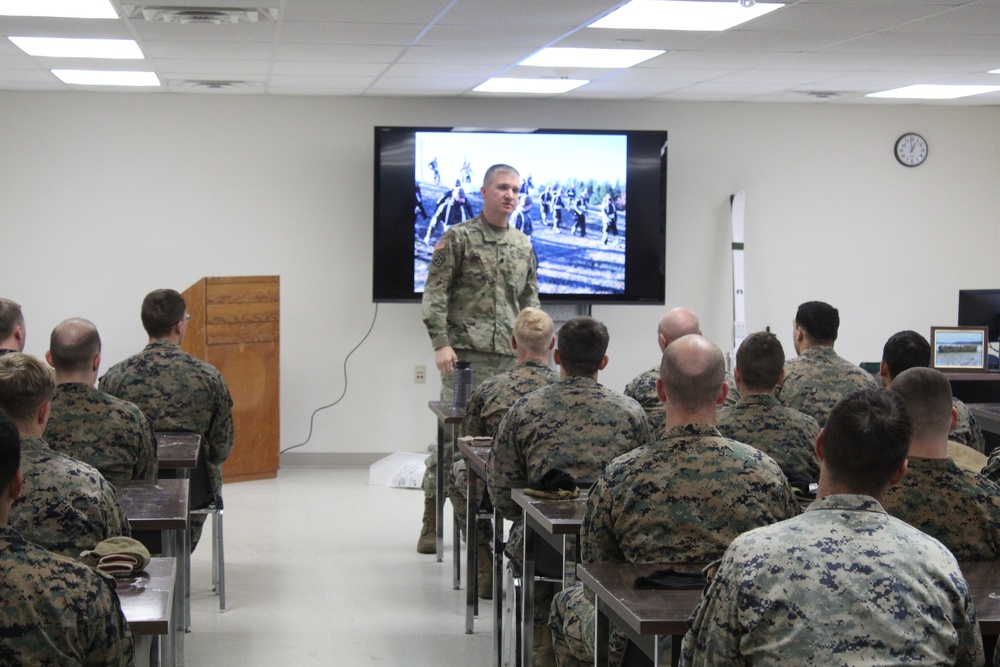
[
  {"x1": 48, "y1": 318, "x2": 101, "y2": 379},
  {"x1": 659, "y1": 334, "x2": 726, "y2": 415},
  {"x1": 657, "y1": 308, "x2": 701, "y2": 351}
]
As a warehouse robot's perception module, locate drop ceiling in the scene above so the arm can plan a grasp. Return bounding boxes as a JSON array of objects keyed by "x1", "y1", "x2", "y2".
[{"x1": 1, "y1": 0, "x2": 1000, "y2": 104}]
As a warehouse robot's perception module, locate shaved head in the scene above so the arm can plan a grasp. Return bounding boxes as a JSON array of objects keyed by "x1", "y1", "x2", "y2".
[
  {"x1": 660, "y1": 334, "x2": 726, "y2": 413},
  {"x1": 658, "y1": 308, "x2": 701, "y2": 349}
]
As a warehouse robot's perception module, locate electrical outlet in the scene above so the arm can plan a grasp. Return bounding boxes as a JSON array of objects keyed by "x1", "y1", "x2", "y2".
[{"x1": 415, "y1": 365, "x2": 426, "y2": 384}]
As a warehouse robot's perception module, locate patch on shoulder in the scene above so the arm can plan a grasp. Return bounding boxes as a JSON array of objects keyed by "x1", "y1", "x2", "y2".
[
  {"x1": 434, "y1": 240, "x2": 446, "y2": 251},
  {"x1": 432, "y1": 252, "x2": 446, "y2": 267}
]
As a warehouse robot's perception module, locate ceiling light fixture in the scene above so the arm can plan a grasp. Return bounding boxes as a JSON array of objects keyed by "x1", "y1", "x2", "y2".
[
  {"x1": 590, "y1": 0, "x2": 783, "y2": 32},
  {"x1": 739, "y1": 0, "x2": 756, "y2": 6},
  {"x1": 9, "y1": 37, "x2": 143, "y2": 59},
  {"x1": 521, "y1": 48, "x2": 664, "y2": 69},
  {"x1": 0, "y1": 0, "x2": 117, "y2": 18},
  {"x1": 473, "y1": 78, "x2": 588, "y2": 94},
  {"x1": 52, "y1": 70, "x2": 160, "y2": 87},
  {"x1": 867, "y1": 84, "x2": 1000, "y2": 100}
]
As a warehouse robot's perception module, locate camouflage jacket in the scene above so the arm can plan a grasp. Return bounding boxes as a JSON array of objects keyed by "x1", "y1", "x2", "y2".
[
  {"x1": 462, "y1": 359, "x2": 558, "y2": 438},
  {"x1": 99, "y1": 340, "x2": 234, "y2": 492},
  {"x1": 584, "y1": 423, "x2": 799, "y2": 566},
  {"x1": 421, "y1": 215, "x2": 539, "y2": 354},
  {"x1": 624, "y1": 365, "x2": 738, "y2": 440},
  {"x1": 11, "y1": 437, "x2": 130, "y2": 560},
  {"x1": 0, "y1": 526, "x2": 134, "y2": 666},
  {"x1": 716, "y1": 394, "x2": 820, "y2": 480},
  {"x1": 776, "y1": 345, "x2": 878, "y2": 427},
  {"x1": 681, "y1": 495, "x2": 983, "y2": 667},
  {"x1": 885, "y1": 456, "x2": 1000, "y2": 561},
  {"x1": 45, "y1": 382, "x2": 158, "y2": 483},
  {"x1": 952, "y1": 397, "x2": 986, "y2": 453}
]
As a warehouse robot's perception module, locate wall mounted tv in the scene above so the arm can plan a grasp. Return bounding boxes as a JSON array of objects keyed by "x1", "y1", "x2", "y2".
[{"x1": 372, "y1": 126, "x2": 667, "y2": 304}]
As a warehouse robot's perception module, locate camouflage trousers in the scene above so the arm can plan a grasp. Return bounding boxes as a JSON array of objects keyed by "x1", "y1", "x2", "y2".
[
  {"x1": 549, "y1": 583, "x2": 626, "y2": 666},
  {"x1": 448, "y1": 458, "x2": 492, "y2": 547}
]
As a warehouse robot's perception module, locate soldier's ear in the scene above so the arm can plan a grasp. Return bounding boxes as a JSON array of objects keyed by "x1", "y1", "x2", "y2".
[
  {"x1": 814, "y1": 429, "x2": 825, "y2": 462},
  {"x1": 9, "y1": 470, "x2": 23, "y2": 501},
  {"x1": 598, "y1": 355, "x2": 609, "y2": 371},
  {"x1": 655, "y1": 378, "x2": 666, "y2": 404},
  {"x1": 92, "y1": 352, "x2": 101, "y2": 373}
]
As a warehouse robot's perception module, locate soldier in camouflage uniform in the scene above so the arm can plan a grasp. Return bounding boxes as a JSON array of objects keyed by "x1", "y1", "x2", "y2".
[
  {"x1": 488, "y1": 316, "x2": 651, "y2": 666},
  {"x1": 776, "y1": 301, "x2": 877, "y2": 427},
  {"x1": 880, "y1": 329, "x2": 986, "y2": 452},
  {"x1": 0, "y1": 408, "x2": 134, "y2": 666},
  {"x1": 99, "y1": 289, "x2": 233, "y2": 549},
  {"x1": 0, "y1": 297, "x2": 26, "y2": 355},
  {"x1": 716, "y1": 331, "x2": 820, "y2": 480},
  {"x1": 0, "y1": 353, "x2": 129, "y2": 560},
  {"x1": 624, "y1": 308, "x2": 737, "y2": 439},
  {"x1": 681, "y1": 388, "x2": 984, "y2": 667},
  {"x1": 551, "y1": 335, "x2": 798, "y2": 667},
  {"x1": 417, "y1": 163, "x2": 540, "y2": 553},
  {"x1": 886, "y1": 367, "x2": 1000, "y2": 561},
  {"x1": 447, "y1": 307, "x2": 558, "y2": 598},
  {"x1": 44, "y1": 319, "x2": 158, "y2": 483}
]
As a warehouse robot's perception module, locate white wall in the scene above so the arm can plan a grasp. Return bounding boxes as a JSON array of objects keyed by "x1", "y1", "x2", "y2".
[{"x1": 1, "y1": 92, "x2": 997, "y2": 459}]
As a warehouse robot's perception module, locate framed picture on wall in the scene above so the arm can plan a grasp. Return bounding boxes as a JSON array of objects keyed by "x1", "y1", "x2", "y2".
[{"x1": 930, "y1": 326, "x2": 989, "y2": 372}]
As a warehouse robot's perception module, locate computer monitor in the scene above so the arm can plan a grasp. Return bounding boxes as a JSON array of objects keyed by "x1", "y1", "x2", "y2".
[{"x1": 958, "y1": 289, "x2": 1000, "y2": 343}]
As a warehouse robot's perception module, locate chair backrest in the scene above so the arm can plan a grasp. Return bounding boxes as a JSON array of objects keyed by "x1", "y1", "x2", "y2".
[{"x1": 189, "y1": 447, "x2": 218, "y2": 511}]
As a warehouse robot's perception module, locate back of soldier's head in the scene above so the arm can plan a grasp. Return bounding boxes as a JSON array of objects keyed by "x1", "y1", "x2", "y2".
[
  {"x1": 660, "y1": 334, "x2": 726, "y2": 412},
  {"x1": 49, "y1": 318, "x2": 101, "y2": 373},
  {"x1": 822, "y1": 388, "x2": 912, "y2": 495},
  {"x1": 882, "y1": 330, "x2": 931, "y2": 380},
  {"x1": 890, "y1": 367, "x2": 953, "y2": 441},
  {"x1": 557, "y1": 317, "x2": 609, "y2": 376},
  {"x1": 513, "y1": 307, "x2": 554, "y2": 356},
  {"x1": 795, "y1": 301, "x2": 839, "y2": 343},
  {"x1": 0, "y1": 408, "x2": 19, "y2": 495},
  {"x1": 735, "y1": 332, "x2": 785, "y2": 392},
  {"x1": 657, "y1": 307, "x2": 701, "y2": 344},
  {"x1": 141, "y1": 289, "x2": 186, "y2": 338},
  {"x1": 0, "y1": 299, "x2": 24, "y2": 341},
  {"x1": 0, "y1": 353, "x2": 55, "y2": 426}
]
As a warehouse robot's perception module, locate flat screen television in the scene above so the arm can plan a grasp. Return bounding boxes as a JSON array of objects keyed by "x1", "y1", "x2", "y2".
[
  {"x1": 372, "y1": 126, "x2": 667, "y2": 304},
  {"x1": 958, "y1": 289, "x2": 1000, "y2": 343}
]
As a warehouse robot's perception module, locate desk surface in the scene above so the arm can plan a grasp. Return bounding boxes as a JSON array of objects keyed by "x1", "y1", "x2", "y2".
[
  {"x1": 512, "y1": 488, "x2": 588, "y2": 536},
  {"x1": 428, "y1": 400, "x2": 465, "y2": 425},
  {"x1": 117, "y1": 480, "x2": 189, "y2": 531},
  {"x1": 155, "y1": 432, "x2": 201, "y2": 470},
  {"x1": 119, "y1": 557, "x2": 176, "y2": 636},
  {"x1": 969, "y1": 404, "x2": 1000, "y2": 434},
  {"x1": 457, "y1": 440, "x2": 490, "y2": 480}
]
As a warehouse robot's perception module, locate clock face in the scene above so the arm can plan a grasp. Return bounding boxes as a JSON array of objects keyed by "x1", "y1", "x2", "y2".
[{"x1": 895, "y1": 133, "x2": 927, "y2": 167}]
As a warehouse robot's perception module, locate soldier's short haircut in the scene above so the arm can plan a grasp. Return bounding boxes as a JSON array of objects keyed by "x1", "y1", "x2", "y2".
[
  {"x1": 483, "y1": 164, "x2": 520, "y2": 188},
  {"x1": 0, "y1": 299, "x2": 24, "y2": 340},
  {"x1": 890, "y1": 367, "x2": 953, "y2": 440},
  {"x1": 882, "y1": 330, "x2": 931, "y2": 380},
  {"x1": 513, "y1": 307, "x2": 554, "y2": 356},
  {"x1": 0, "y1": 408, "x2": 19, "y2": 495},
  {"x1": 141, "y1": 289, "x2": 186, "y2": 338},
  {"x1": 0, "y1": 353, "x2": 56, "y2": 425},
  {"x1": 557, "y1": 316, "x2": 609, "y2": 376},
  {"x1": 660, "y1": 334, "x2": 726, "y2": 412},
  {"x1": 795, "y1": 301, "x2": 839, "y2": 343},
  {"x1": 736, "y1": 331, "x2": 785, "y2": 392},
  {"x1": 821, "y1": 388, "x2": 912, "y2": 495},
  {"x1": 49, "y1": 318, "x2": 102, "y2": 373}
]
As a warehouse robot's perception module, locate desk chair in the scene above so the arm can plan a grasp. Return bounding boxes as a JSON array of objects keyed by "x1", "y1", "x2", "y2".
[
  {"x1": 189, "y1": 452, "x2": 226, "y2": 612},
  {"x1": 501, "y1": 540, "x2": 564, "y2": 667}
]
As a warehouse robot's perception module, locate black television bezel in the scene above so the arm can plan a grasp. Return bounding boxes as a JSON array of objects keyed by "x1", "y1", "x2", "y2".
[
  {"x1": 372, "y1": 125, "x2": 667, "y2": 305},
  {"x1": 958, "y1": 289, "x2": 1000, "y2": 343}
]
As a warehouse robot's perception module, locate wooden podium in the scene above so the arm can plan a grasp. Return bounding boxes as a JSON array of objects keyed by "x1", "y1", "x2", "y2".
[{"x1": 182, "y1": 276, "x2": 280, "y2": 482}]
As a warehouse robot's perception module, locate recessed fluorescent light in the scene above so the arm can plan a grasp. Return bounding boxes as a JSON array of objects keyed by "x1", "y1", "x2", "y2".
[
  {"x1": 52, "y1": 70, "x2": 160, "y2": 87},
  {"x1": 474, "y1": 78, "x2": 588, "y2": 94},
  {"x1": 9, "y1": 37, "x2": 142, "y2": 59},
  {"x1": 521, "y1": 47, "x2": 664, "y2": 69},
  {"x1": 0, "y1": 0, "x2": 117, "y2": 19},
  {"x1": 591, "y1": 0, "x2": 783, "y2": 31},
  {"x1": 867, "y1": 84, "x2": 1000, "y2": 100}
]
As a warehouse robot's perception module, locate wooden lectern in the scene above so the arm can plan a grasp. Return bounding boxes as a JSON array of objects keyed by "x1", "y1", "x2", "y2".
[{"x1": 182, "y1": 276, "x2": 280, "y2": 482}]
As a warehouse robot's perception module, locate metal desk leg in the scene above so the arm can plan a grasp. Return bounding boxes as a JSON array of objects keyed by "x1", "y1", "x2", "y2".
[
  {"x1": 493, "y1": 511, "x2": 503, "y2": 667},
  {"x1": 453, "y1": 502, "x2": 462, "y2": 589},
  {"x1": 465, "y1": 464, "x2": 477, "y2": 632},
  {"x1": 435, "y1": 423, "x2": 446, "y2": 562},
  {"x1": 162, "y1": 528, "x2": 184, "y2": 667},
  {"x1": 595, "y1": 598, "x2": 610, "y2": 667},
  {"x1": 522, "y1": 517, "x2": 535, "y2": 667}
]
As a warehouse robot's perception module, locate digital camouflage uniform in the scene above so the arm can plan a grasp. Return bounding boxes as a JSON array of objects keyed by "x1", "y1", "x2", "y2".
[
  {"x1": 716, "y1": 394, "x2": 820, "y2": 480},
  {"x1": 11, "y1": 437, "x2": 130, "y2": 560},
  {"x1": 776, "y1": 346, "x2": 878, "y2": 427},
  {"x1": 550, "y1": 423, "x2": 799, "y2": 667},
  {"x1": 624, "y1": 366, "x2": 738, "y2": 439},
  {"x1": 99, "y1": 340, "x2": 234, "y2": 546},
  {"x1": 448, "y1": 359, "x2": 558, "y2": 545},
  {"x1": 953, "y1": 397, "x2": 986, "y2": 453},
  {"x1": 885, "y1": 456, "x2": 1000, "y2": 561},
  {"x1": 421, "y1": 214, "x2": 539, "y2": 500},
  {"x1": 44, "y1": 382, "x2": 158, "y2": 483},
  {"x1": 0, "y1": 526, "x2": 134, "y2": 666},
  {"x1": 681, "y1": 495, "x2": 984, "y2": 667}
]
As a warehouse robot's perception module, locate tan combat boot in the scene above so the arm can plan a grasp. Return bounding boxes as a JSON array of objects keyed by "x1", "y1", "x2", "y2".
[
  {"x1": 476, "y1": 543, "x2": 493, "y2": 599},
  {"x1": 532, "y1": 625, "x2": 557, "y2": 667},
  {"x1": 416, "y1": 497, "x2": 436, "y2": 554}
]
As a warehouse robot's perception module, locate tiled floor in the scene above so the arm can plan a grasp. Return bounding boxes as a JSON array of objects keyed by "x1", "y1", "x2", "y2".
[{"x1": 185, "y1": 466, "x2": 492, "y2": 665}]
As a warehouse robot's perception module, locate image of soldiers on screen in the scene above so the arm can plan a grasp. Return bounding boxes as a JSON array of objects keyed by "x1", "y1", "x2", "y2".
[{"x1": 423, "y1": 181, "x2": 474, "y2": 245}]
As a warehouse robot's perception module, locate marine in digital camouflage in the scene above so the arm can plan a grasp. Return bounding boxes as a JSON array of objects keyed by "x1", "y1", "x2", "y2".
[
  {"x1": 550, "y1": 423, "x2": 799, "y2": 667},
  {"x1": 10, "y1": 437, "x2": 130, "y2": 560},
  {"x1": 680, "y1": 495, "x2": 984, "y2": 667},
  {"x1": 952, "y1": 397, "x2": 986, "y2": 453},
  {"x1": 44, "y1": 382, "x2": 158, "y2": 483},
  {"x1": 776, "y1": 346, "x2": 878, "y2": 426},
  {"x1": 884, "y1": 456, "x2": 1000, "y2": 561},
  {"x1": 716, "y1": 394, "x2": 820, "y2": 480},
  {"x1": 624, "y1": 366, "x2": 738, "y2": 439},
  {"x1": 0, "y1": 526, "x2": 134, "y2": 666}
]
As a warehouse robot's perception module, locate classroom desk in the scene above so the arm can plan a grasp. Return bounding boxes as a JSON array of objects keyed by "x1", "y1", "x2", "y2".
[
  {"x1": 968, "y1": 404, "x2": 1000, "y2": 455},
  {"x1": 578, "y1": 561, "x2": 1000, "y2": 667},
  {"x1": 428, "y1": 401, "x2": 464, "y2": 565},
  {"x1": 120, "y1": 557, "x2": 177, "y2": 667},
  {"x1": 117, "y1": 480, "x2": 189, "y2": 667},
  {"x1": 155, "y1": 432, "x2": 201, "y2": 478},
  {"x1": 454, "y1": 440, "x2": 497, "y2": 638},
  {"x1": 512, "y1": 488, "x2": 588, "y2": 667}
]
